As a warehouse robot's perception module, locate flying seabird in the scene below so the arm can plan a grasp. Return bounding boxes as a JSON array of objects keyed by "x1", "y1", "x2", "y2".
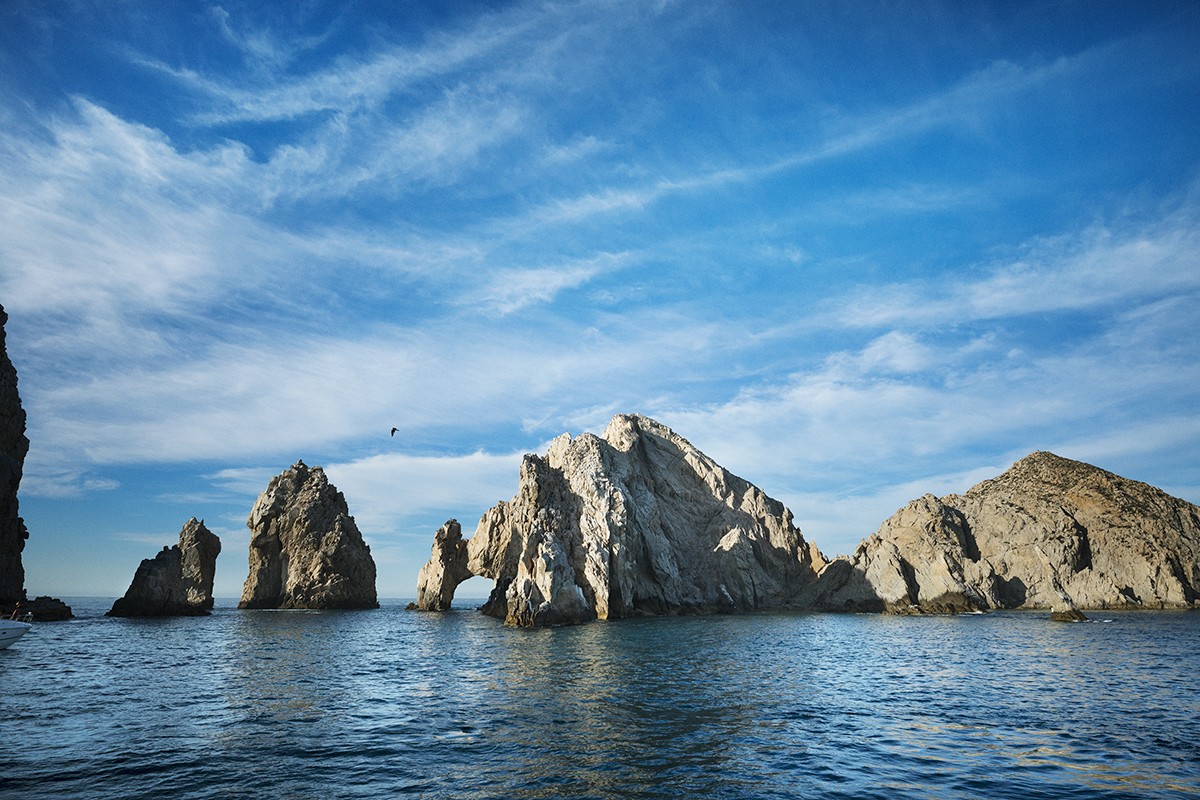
[{"x1": 390, "y1": 427, "x2": 398, "y2": 437}]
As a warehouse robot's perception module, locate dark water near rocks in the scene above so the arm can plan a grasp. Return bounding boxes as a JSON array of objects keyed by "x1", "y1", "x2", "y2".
[{"x1": 3, "y1": 600, "x2": 1198, "y2": 800}]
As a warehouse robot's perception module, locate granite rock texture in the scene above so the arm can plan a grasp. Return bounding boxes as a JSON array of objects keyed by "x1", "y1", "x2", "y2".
[
  {"x1": 0, "y1": 305, "x2": 29, "y2": 606},
  {"x1": 108, "y1": 517, "x2": 222, "y2": 617},
  {"x1": 807, "y1": 452, "x2": 1200, "y2": 613},
  {"x1": 413, "y1": 414, "x2": 827, "y2": 626},
  {"x1": 240, "y1": 461, "x2": 378, "y2": 609}
]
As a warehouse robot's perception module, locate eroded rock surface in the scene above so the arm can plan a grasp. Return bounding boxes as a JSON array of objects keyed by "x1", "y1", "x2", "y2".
[
  {"x1": 108, "y1": 517, "x2": 222, "y2": 617},
  {"x1": 240, "y1": 461, "x2": 378, "y2": 610},
  {"x1": 808, "y1": 452, "x2": 1200, "y2": 613},
  {"x1": 413, "y1": 414, "x2": 827, "y2": 626}
]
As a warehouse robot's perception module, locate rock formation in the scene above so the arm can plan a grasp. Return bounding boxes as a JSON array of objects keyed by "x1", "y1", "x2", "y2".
[
  {"x1": 0, "y1": 304, "x2": 29, "y2": 606},
  {"x1": 808, "y1": 451, "x2": 1200, "y2": 613},
  {"x1": 239, "y1": 461, "x2": 378, "y2": 610},
  {"x1": 409, "y1": 519, "x2": 470, "y2": 612},
  {"x1": 412, "y1": 414, "x2": 827, "y2": 626},
  {"x1": 107, "y1": 517, "x2": 222, "y2": 617}
]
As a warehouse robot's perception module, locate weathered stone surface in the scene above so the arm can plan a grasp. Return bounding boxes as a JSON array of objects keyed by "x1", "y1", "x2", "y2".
[
  {"x1": 413, "y1": 414, "x2": 827, "y2": 626},
  {"x1": 1050, "y1": 603, "x2": 1088, "y2": 622},
  {"x1": 108, "y1": 518, "x2": 222, "y2": 617},
  {"x1": 240, "y1": 461, "x2": 378, "y2": 610},
  {"x1": 807, "y1": 452, "x2": 1200, "y2": 613},
  {"x1": 0, "y1": 305, "x2": 29, "y2": 606},
  {"x1": 408, "y1": 519, "x2": 471, "y2": 612}
]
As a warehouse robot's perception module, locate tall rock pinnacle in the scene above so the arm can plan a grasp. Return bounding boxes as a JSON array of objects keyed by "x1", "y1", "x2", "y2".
[{"x1": 240, "y1": 461, "x2": 378, "y2": 610}]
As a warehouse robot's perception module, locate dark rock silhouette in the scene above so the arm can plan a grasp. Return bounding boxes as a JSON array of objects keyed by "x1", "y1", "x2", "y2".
[{"x1": 108, "y1": 518, "x2": 221, "y2": 617}]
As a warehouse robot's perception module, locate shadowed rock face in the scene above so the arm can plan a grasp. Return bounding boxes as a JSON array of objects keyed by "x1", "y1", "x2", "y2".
[
  {"x1": 0, "y1": 305, "x2": 29, "y2": 606},
  {"x1": 107, "y1": 518, "x2": 222, "y2": 617},
  {"x1": 807, "y1": 452, "x2": 1200, "y2": 613},
  {"x1": 413, "y1": 414, "x2": 827, "y2": 626},
  {"x1": 240, "y1": 461, "x2": 378, "y2": 610}
]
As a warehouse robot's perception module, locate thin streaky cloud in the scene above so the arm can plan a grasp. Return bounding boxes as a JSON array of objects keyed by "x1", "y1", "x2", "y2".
[{"x1": 513, "y1": 46, "x2": 1103, "y2": 231}]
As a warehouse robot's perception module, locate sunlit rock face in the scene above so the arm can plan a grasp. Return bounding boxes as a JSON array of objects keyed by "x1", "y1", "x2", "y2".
[
  {"x1": 807, "y1": 452, "x2": 1200, "y2": 613},
  {"x1": 108, "y1": 518, "x2": 222, "y2": 617},
  {"x1": 240, "y1": 461, "x2": 378, "y2": 610},
  {"x1": 410, "y1": 519, "x2": 471, "y2": 612},
  {"x1": 413, "y1": 414, "x2": 828, "y2": 626},
  {"x1": 0, "y1": 305, "x2": 29, "y2": 606}
]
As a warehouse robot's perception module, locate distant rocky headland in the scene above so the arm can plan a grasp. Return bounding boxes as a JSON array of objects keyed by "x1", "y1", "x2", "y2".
[{"x1": 412, "y1": 414, "x2": 1200, "y2": 626}]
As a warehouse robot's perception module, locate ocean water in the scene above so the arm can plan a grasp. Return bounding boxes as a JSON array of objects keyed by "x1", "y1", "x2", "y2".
[{"x1": 2, "y1": 600, "x2": 1197, "y2": 800}]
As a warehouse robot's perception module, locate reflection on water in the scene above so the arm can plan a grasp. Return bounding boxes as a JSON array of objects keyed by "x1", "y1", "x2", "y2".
[{"x1": 3, "y1": 601, "x2": 1198, "y2": 799}]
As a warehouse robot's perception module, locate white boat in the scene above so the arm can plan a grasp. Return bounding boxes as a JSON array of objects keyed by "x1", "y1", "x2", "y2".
[{"x1": 0, "y1": 615, "x2": 33, "y2": 649}]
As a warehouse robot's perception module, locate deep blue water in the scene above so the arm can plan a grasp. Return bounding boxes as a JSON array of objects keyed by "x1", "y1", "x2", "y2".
[{"x1": 2, "y1": 600, "x2": 1198, "y2": 800}]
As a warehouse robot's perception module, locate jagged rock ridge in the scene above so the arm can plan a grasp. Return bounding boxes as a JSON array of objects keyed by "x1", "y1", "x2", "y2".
[
  {"x1": 413, "y1": 414, "x2": 827, "y2": 626},
  {"x1": 0, "y1": 304, "x2": 29, "y2": 606},
  {"x1": 240, "y1": 461, "x2": 378, "y2": 610},
  {"x1": 108, "y1": 517, "x2": 222, "y2": 617},
  {"x1": 807, "y1": 451, "x2": 1200, "y2": 612}
]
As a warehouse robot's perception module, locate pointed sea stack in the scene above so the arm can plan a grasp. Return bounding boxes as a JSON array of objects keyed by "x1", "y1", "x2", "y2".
[
  {"x1": 108, "y1": 518, "x2": 222, "y2": 617},
  {"x1": 807, "y1": 451, "x2": 1200, "y2": 613},
  {"x1": 239, "y1": 461, "x2": 378, "y2": 610},
  {"x1": 412, "y1": 414, "x2": 827, "y2": 626}
]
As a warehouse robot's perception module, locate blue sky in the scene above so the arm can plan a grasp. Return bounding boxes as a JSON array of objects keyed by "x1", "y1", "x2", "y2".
[{"x1": 2, "y1": 0, "x2": 1198, "y2": 599}]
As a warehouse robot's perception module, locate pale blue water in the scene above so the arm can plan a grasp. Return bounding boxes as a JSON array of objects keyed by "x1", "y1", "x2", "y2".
[{"x1": 2, "y1": 600, "x2": 1197, "y2": 799}]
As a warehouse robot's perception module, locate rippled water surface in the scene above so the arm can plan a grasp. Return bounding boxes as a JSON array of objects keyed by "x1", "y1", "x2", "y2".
[{"x1": 3, "y1": 600, "x2": 1198, "y2": 799}]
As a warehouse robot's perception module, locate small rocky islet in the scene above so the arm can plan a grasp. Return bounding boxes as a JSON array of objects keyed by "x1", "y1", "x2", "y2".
[{"x1": 2, "y1": 305, "x2": 1199, "y2": 624}]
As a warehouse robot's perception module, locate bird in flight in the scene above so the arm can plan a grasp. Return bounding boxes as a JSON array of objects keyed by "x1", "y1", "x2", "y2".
[{"x1": 390, "y1": 427, "x2": 398, "y2": 437}]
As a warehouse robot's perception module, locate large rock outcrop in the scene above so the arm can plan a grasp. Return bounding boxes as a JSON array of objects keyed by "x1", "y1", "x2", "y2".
[
  {"x1": 0, "y1": 305, "x2": 29, "y2": 606},
  {"x1": 808, "y1": 451, "x2": 1200, "y2": 612},
  {"x1": 107, "y1": 517, "x2": 222, "y2": 617},
  {"x1": 239, "y1": 461, "x2": 378, "y2": 610},
  {"x1": 413, "y1": 414, "x2": 827, "y2": 626}
]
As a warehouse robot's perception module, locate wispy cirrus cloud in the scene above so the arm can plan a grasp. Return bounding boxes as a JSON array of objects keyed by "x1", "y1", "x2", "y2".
[
  {"x1": 459, "y1": 252, "x2": 632, "y2": 315},
  {"x1": 135, "y1": 5, "x2": 538, "y2": 125},
  {"x1": 829, "y1": 196, "x2": 1200, "y2": 328}
]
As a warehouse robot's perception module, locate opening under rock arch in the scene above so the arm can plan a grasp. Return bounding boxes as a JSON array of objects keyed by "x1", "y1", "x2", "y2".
[{"x1": 454, "y1": 575, "x2": 496, "y2": 608}]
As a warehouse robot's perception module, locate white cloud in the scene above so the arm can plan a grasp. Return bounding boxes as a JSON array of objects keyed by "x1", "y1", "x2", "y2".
[
  {"x1": 323, "y1": 450, "x2": 523, "y2": 534},
  {"x1": 460, "y1": 252, "x2": 631, "y2": 315},
  {"x1": 832, "y1": 204, "x2": 1200, "y2": 328}
]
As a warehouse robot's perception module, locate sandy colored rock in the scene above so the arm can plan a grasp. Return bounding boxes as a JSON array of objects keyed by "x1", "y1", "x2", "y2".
[
  {"x1": 240, "y1": 461, "x2": 378, "y2": 610},
  {"x1": 409, "y1": 519, "x2": 470, "y2": 611},
  {"x1": 108, "y1": 517, "x2": 221, "y2": 617},
  {"x1": 413, "y1": 414, "x2": 827, "y2": 626},
  {"x1": 808, "y1": 452, "x2": 1200, "y2": 613}
]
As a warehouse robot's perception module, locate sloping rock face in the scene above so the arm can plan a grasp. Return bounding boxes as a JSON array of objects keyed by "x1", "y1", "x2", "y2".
[
  {"x1": 0, "y1": 305, "x2": 29, "y2": 606},
  {"x1": 240, "y1": 461, "x2": 378, "y2": 610},
  {"x1": 413, "y1": 414, "x2": 827, "y2": 626},
  {"x1": 108, "y1": 518, "x2": 222, "y2": 617},
  {"x1": 808, "y1": 452, "x2": 1200, "y2": 613}
]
